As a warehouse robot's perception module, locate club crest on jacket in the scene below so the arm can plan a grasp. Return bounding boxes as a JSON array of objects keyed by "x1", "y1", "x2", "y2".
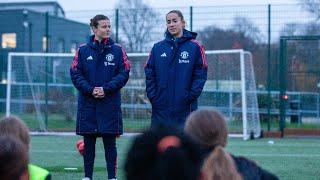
[
  {"x1": 179, "y1": 51, "x2": 189, "y2": 63},
  {"x1": 180, "y1": 51, "x2": 189, "y2": 59},
  {"x1": 106, "y1": 53, "x2": 114, "y2": 62}
]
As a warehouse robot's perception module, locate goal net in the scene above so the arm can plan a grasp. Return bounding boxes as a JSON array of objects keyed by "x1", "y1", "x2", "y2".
[
  {"x1": 6, "y1": 50, "x2": 260, "y2": 139},
  {"x1": 202, "y1": 50, "x2": 261, "y2": 140}
]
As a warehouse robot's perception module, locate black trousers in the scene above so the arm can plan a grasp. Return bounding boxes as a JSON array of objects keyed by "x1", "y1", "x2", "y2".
[{"x1": 83, "y1": 134, "x2": 117, "y2": 179}]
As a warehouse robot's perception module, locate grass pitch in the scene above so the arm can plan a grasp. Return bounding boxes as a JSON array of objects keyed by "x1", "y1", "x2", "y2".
[{"x1": 29, "y1": 135, "x2": 320, "y2": 180}]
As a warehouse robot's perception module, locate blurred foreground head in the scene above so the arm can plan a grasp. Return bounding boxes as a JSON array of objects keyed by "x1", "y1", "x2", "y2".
[
  {"x1": 0, "y1": 135, "x2": 29, "y2": 180},
  {"x1": 0, "y1": 116, "x2": 30, "y2": 149},
  {"x1": 124, "y1": 125, "x2": 202, "y2": 180},
  {"x1": 185, "y1": 109, "x2": 228, "y2": 148}
]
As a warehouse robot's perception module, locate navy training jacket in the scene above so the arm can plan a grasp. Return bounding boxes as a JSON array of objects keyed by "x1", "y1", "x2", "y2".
[
  {"x1": 145, "y1": 29, "x2": 207, "y2": 128},
  {"x1": 70, "y1": 36, "x2": 130, "y2": 135}
]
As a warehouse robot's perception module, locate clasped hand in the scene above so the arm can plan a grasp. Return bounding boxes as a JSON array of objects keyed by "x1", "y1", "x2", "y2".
[{"x1": 92, "y1": 87, "x2": 105, "y2": 98}]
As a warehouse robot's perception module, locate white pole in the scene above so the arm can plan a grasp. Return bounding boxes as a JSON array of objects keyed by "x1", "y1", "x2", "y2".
[
  {"x1": 240, "y1": 50, "x2": 248, "y2": 140},
  {"x1": 6, "y1": 53, "x2": 12, "y2": 117}
]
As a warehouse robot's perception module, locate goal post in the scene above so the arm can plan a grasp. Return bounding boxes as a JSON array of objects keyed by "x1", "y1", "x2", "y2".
[
  {"x1": 6, "y1": 50, "x2": 260, "y2": 139},
  {"x1": 202, "y1": 50, "x2": 261, "y2": 140},
  {"x1": 6, "y1": 52, "x2": 73, "y2": 116}
]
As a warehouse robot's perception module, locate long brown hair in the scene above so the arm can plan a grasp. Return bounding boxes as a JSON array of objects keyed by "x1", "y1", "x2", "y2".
[
  {"x1": 202, "y1": 146, "x2": 242, "y2": 180},
  {"x1": 184, "y1": 109, "x2": 228, "y2": 148}
]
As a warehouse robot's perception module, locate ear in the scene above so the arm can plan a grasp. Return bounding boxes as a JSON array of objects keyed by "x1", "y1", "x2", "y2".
[
  {"x1": 182, "y1": 20, "x2": 186, "y2": 29},
  {"x1": 91, "y1": 26, "x2": 97, "y2": 34}
]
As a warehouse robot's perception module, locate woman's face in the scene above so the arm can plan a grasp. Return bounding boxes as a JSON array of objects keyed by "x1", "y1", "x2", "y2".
[
  {"x1": 166, "y1": 13, "x2": 185, "y2": 38},
  {"x1": 93, "y1": 19, "x2": 111, "y2": 41}
]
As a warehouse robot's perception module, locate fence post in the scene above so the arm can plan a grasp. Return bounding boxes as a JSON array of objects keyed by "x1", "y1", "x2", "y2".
[
  {"x1": 115, "y1": 9, "x2": 119, "y2": 43},
  {"x1": 279, "y1": 38, "x2": 287, "y2": 137},
  {"x1": 190, "y1": 6, "x2": 193, "y2": 31},
  {"x1": 45, "y1": 12, "x2": 49, "y2": 130},
  {"x1": 267, "y1": 4, "x2": 271, "y2": 131}
]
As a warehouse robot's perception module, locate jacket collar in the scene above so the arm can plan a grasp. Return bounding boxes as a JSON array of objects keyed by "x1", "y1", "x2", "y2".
[
  {"x1": 165, "y1": 29, "x2": 197, "y2": 45},
  {"x1": 87, "y1": 35, "x2": 114, "y2": 50}
]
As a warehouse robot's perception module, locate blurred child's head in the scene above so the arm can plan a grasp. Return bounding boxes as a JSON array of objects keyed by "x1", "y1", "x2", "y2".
[
  {"x1": 125, "y1": 125, "x2": 202, "y2": 180},
  {"x1": 0, "y1": 116, "x2": 30, "y2": 149},
  {"x1": 0, "y1": 135, "x2": 29, "y2": 180},
  {"x1": 185, "y1": 109, "x2": 228, "y2": 148}
]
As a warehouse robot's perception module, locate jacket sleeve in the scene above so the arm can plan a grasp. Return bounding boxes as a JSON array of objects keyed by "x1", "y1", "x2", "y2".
[
  {"x1": 144, "y1": 47, "x2": 157, "y2": 102},
  {"x1": 103, "y1": 46, "x2": 130, "y2": 94},
  {"x1": 70, "y1": 48, "x2": 94, "y2": 95},
  {"x1": 187, "y1": 42, "x2": 208, "y2": 103}
]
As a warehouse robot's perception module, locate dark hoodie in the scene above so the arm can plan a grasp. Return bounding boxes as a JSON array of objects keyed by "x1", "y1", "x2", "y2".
[
  {"x1": 145, "y1": 29, "x2": 207, "y2": 128},
  {"x1": 201, "y1": 147, "x2": 279, "y2": 180}
]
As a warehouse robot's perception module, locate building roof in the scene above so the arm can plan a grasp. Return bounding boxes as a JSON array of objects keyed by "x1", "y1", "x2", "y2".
[{"x1": 0, "y1": 1, "x2": 65, "y2": 17}]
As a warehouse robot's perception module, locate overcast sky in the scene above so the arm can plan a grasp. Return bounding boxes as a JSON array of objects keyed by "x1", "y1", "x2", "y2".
[{"x1": 0, "y1": 0, "x2": 300, "y2": 11}]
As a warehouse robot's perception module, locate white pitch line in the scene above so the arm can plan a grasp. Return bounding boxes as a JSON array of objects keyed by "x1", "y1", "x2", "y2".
[
  {"x1": 30, "y1": 150, "x2": 320, "y2": 158},
  {"x1": 239, "y1": 154, "x2": 320, "y2": 157},
  {"x1": 229, "y1": 144, "x2": 320, "y2": 147},
  {"x1": 30, "y1": 132, "x2": 140, "y2": 137}
]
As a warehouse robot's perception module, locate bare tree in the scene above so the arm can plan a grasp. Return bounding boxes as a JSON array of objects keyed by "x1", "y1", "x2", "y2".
[
  {"x1": 280, "y1": 23, "x2": 302, "y2": 36},
  {"x1": 197, "y1": 24, "x2": 265, "y2": 86},
  {"x1": 300, "y1": 0, "x2": 320, "y2": 21},
  {"x1": 231, "y1": 16, "x2": 263, "y2": 44},
  {"x1": 116, "y1": 0, "x2": 160, "y2": 52},
  {"x1": 280, "y1": 22, "x2": 320, "y2": 36},
  {"x1": 198, "y1": 26, "x2": 235, "y2": 50}
]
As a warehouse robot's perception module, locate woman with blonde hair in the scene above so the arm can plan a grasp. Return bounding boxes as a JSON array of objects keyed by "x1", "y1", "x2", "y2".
[{"x1": 185, "y1": 109, "x2": 278, "y2": 180}]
